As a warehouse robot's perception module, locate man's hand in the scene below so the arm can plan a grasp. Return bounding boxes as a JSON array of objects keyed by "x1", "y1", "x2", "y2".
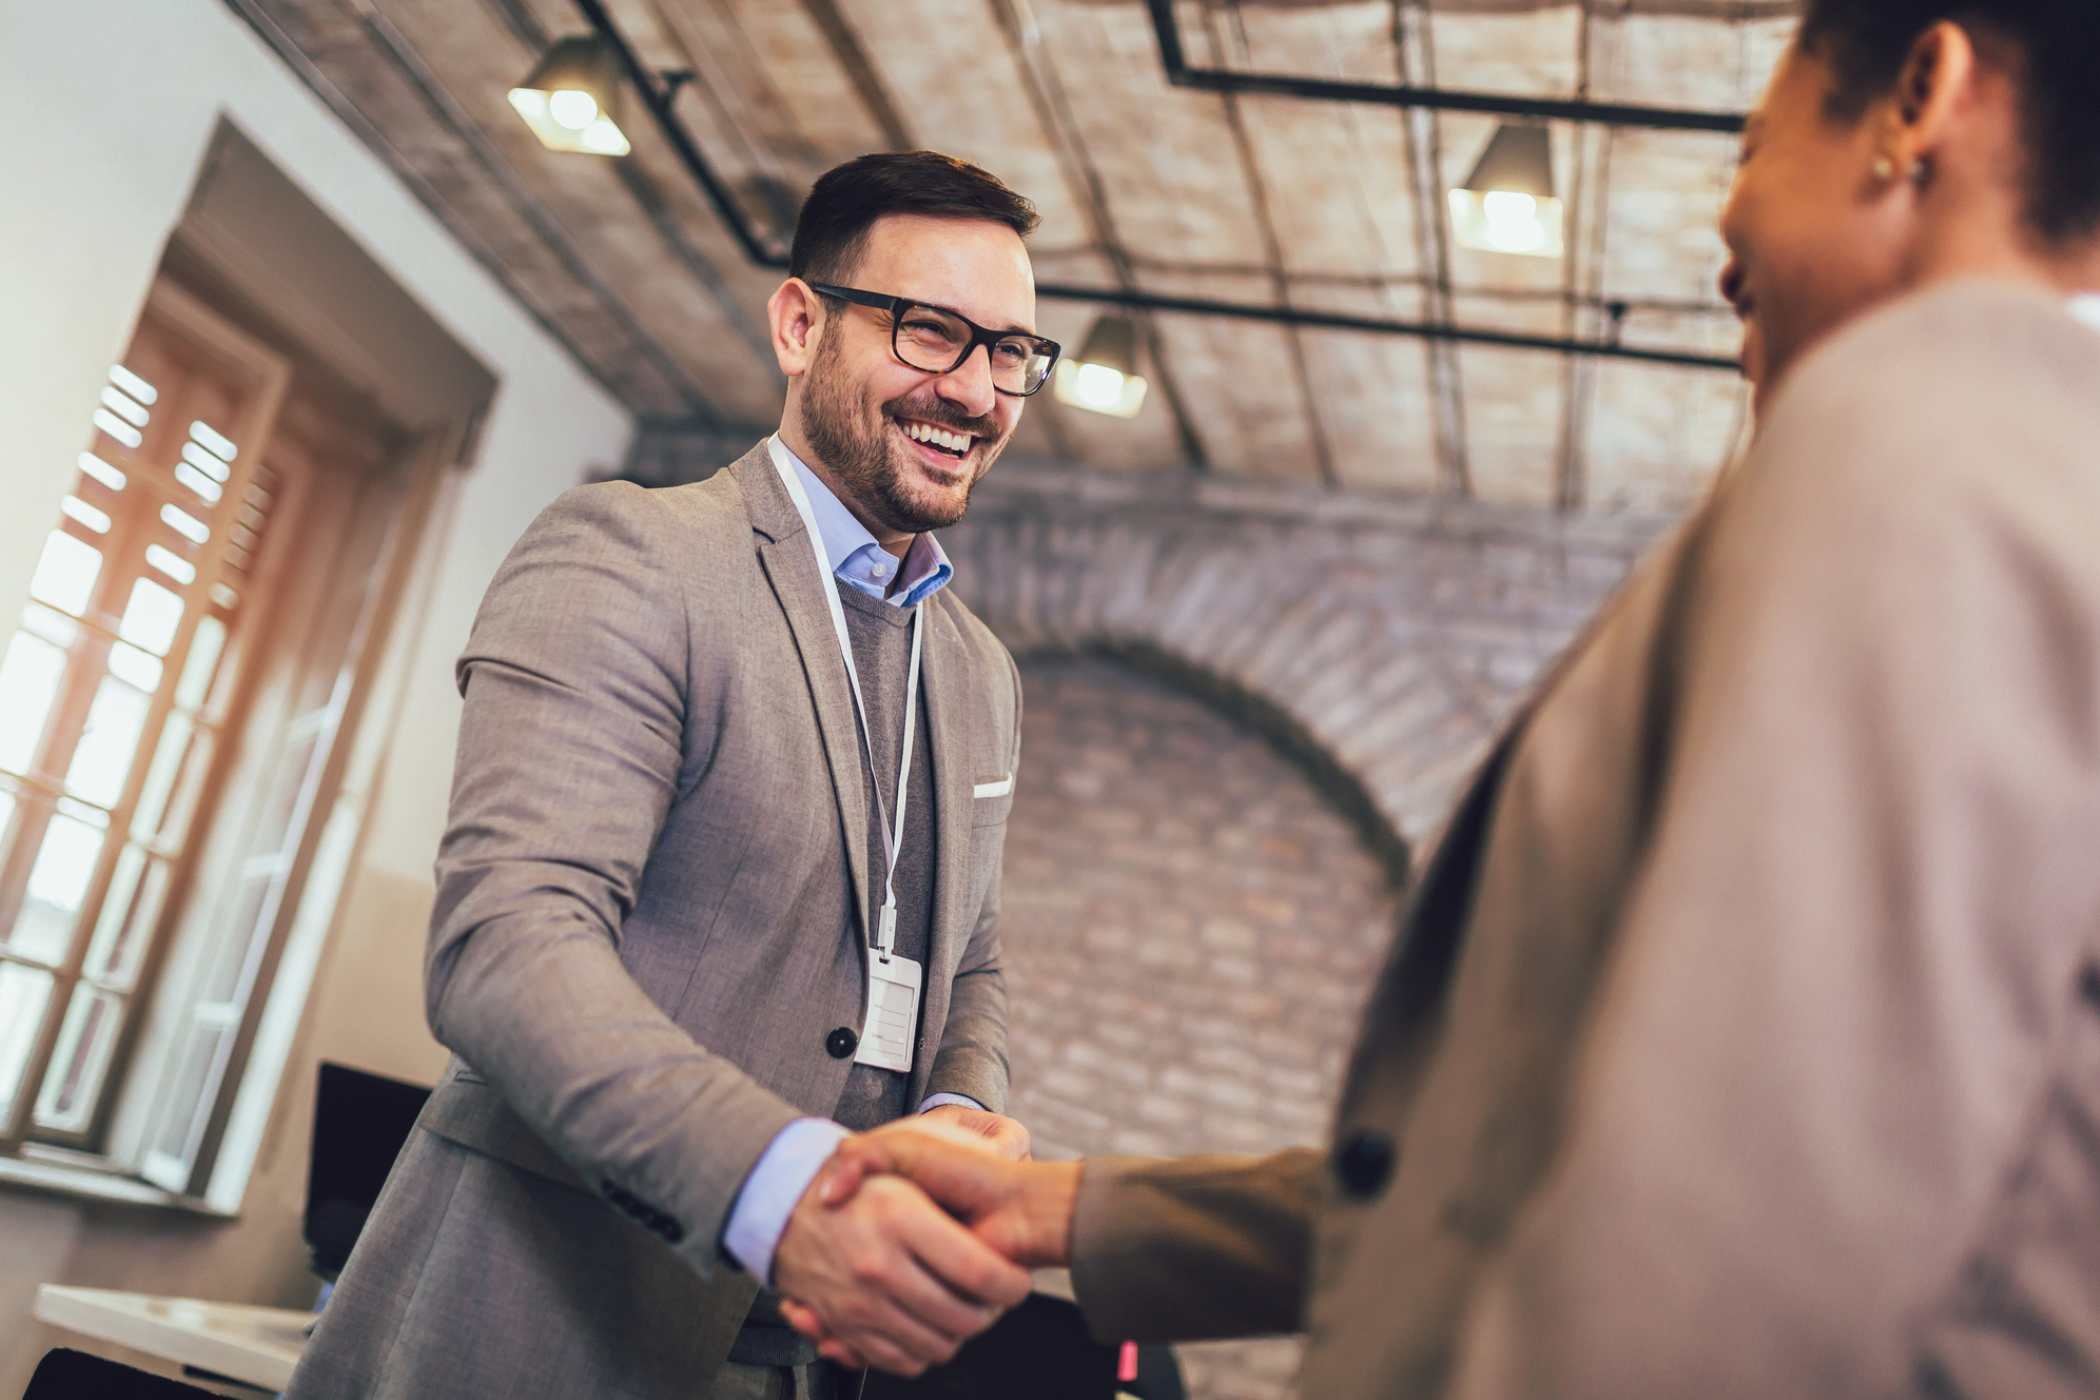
[
  {"x1": 919, "y1": 1103, "x2": 1032, "y2": 1161},
  {"x1": 770, "y1": 1153, "x2": 1031, "y2": 1377},
  {"x1": 780, "y1": 1123, "x2": 1083, "y2": 1370}
]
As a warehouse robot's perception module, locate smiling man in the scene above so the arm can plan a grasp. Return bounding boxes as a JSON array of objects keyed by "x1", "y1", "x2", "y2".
[{"x1": 284, "y1": 152, "x2": 1053, "y2": 1400}]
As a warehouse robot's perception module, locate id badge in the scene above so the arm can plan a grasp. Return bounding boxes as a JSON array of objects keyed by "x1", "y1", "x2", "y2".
[{"x1": 853, "y1": 950, "x2": 922, "y2": 1074}]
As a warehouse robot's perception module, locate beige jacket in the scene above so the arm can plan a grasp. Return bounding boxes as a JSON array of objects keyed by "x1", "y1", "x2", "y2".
[{"x1": 1072, "y1": 282, "x2": 2100, "y2": 1398}]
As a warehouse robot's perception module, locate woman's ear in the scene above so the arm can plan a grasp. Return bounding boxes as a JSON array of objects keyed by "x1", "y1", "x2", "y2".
[{"x1": 1893, "y1": 21, "x2": 1975, "y2": 151}]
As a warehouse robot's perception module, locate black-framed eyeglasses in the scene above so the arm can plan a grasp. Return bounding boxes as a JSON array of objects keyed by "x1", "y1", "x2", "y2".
[{"x1": 809, "y1": 282, "x2": 1061, "y2": 397}]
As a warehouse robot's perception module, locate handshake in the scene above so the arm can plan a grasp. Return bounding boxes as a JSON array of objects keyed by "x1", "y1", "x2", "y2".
[{"x1": 768, "y1": 1109, "x2": 1081, "y2": 1376}]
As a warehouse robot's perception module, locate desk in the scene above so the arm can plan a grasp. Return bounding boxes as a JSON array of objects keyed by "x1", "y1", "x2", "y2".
[{"x1": 32, "y1": 1285, "x2": 312, "y2": 1393}]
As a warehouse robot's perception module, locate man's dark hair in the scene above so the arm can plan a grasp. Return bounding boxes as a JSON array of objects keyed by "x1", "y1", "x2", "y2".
[
  {"x1": 1798, "y1": 0, "x2": 2100, "y2": 243},
  {"x1": 788, "y1": 151, "x2": 1040, "y2": 282}
]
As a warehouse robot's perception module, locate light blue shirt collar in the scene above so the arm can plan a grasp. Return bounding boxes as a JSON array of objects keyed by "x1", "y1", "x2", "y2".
[{"x1": 767, "y1": 435, "x2": 954, "y2": 608}]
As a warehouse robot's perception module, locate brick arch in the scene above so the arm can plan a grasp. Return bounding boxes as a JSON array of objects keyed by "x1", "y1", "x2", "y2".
[
  {"x1": 941, "y1": 508, "x2": 1524, "y2": 873},
  {"x1": 1012, "y1": 636, "x2": 1413, "y2": 884}
]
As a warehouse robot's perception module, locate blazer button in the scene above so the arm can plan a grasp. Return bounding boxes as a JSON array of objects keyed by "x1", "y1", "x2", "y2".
[
  {"x1": 826, "y1": 1027, "x2": 859, "y2": 1060},
  {"x1": 1334, "y1": 1129, "x2": 1396, "y2": 1201}
]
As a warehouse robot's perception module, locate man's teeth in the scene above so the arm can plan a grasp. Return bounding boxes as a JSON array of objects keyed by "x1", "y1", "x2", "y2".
[{"x1": 900, "y1": 420, "x2": 972, "y2": 454}]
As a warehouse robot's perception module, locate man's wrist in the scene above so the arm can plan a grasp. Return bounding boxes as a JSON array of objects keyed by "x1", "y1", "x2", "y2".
[
  {"x1": 918, "y1": 1093, "x2": 986, "y2": 1115},
  {"x1": 721, "y1": 1117, "x2": 851, "y2": 1285}
]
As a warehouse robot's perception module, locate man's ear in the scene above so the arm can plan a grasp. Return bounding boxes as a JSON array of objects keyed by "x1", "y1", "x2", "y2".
[{"x1": 768, "y1": 277, "x2": 826, "y2": 379}]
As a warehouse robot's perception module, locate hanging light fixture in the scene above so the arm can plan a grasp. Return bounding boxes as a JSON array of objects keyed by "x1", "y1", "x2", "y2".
[
  {"x1": 1448, "y1": 121, "x2": 1563, "y2": 258},
  {"x1": 509, "y1": 35, "x2": 632, "y2": 157},
  {"x1": 1052, "y1": 314, "x2": 1148, "y2": 418}
]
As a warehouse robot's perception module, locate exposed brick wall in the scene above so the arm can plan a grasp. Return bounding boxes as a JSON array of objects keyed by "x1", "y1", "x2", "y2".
[
  {"x1": 1000, "y1": 651, "x2": 1404, "y2": 1397},
  {"x1": 625, "y1": 434, "x2": 1684, "y2": 1399},
  {"x1": 1002, "y1": 654, "x2": 1403, "y2": 1159}
]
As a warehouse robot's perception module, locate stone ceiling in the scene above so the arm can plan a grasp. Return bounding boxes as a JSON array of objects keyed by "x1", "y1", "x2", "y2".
[{"x1": 227, "y1": 0, "x2": 1801, "y2": 513}]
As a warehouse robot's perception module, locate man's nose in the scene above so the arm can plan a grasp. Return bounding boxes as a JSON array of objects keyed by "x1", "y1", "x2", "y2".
[{"x1": 935, "y1": 344, "x2": 998, "y2": 417}]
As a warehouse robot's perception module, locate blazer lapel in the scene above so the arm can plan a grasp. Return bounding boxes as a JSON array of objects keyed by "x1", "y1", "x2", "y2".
[
  {"x1": 739, "y1": 448, "x2": 874, "y2": 943},
  {"x1": 911, "y1": 593, "x2": 976, "y2": 1106}
]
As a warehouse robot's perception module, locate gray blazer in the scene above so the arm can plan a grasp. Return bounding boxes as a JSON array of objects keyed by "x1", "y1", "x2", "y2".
[
  {"x1": 1069, "y1": 282, "x2": 2100, "y2": 1397},
  {"x1": 288, "y1": 443, "x2": 1021, "y2": 1398}
]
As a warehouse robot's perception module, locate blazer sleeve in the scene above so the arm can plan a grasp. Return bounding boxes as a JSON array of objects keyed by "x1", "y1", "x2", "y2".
[
  {"x1": 424, "y1": 482, "x2": 801, "y2": 1282},
  {"x1": 1438, "y1": 305, "x2": 2100, "y2": 1396},
  {"x1": 924, "y1": 644, "x2": 1022, "y2": 1112},
  {"x1": 1069, "y1": 1148, "x2": 1324, "y2": 1342}
]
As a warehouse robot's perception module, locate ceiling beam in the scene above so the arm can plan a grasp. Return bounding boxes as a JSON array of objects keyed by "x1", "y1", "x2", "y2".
[
  {"x1": 576, "y1": 0, "x2": 1741, "y2": 374},
  {"x1": 354, "y1": 0, "x2": 723, "y2": 419},
  {"x1": 1552, "y1": 6, "x2": 1608, "y2": 513},
  {"x1": 219, "y1": 0, "x2": 693, "y2": 415},
  {"x1": 1200, "y1": 5, "x2": 1338, "y2": 486},
  {"x1": 1148, "y1": 0, "x2": 1749, "y2": 134},
  {"x1": 987, "y1": 0, "x2": 1214, "y2": 470},
  {"x1": 796, "y1": 0, "x2": 914, "y2": 154},
  {"x1": 1058, "y1": 285, "x2": 1735, "y2": 370},
  {"x1": 480, "y1": 0, "x2": 772, "y2": 365},
  {"x1": 1393, "y1": 0, "x2": 1471, "y2": 495}
]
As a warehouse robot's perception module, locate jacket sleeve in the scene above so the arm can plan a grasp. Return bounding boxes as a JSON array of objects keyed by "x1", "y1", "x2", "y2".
[
  {"x1": 1070, "y1": 1148, "x2": 1325, "y2": 1342},
  {"x1": 424, "y1": 482, "x2": 801, "y2": 1282}
]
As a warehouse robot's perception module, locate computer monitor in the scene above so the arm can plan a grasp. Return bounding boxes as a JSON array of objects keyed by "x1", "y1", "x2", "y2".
[{"x1": 303, "y1": 1061, "x2": 431, "y2": 1280}]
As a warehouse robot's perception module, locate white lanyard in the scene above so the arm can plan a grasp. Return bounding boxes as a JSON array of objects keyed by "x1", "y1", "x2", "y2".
[{"x1": 771, "y1": 445, "x2": 923, "y2": 961}]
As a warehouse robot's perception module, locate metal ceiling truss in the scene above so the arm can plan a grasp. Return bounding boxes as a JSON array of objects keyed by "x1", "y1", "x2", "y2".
[
  {"x1": 1145, "y1": 0, "x2": 1749, "y2": 135},
  {"x1": 573, "y1": 0, "x2": 1743, "y2": 375}
]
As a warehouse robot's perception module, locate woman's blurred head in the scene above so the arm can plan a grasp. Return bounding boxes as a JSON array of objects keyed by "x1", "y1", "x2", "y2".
[{"x1": 1718, "y1": 2, "x2": 2100, "y2": 413}]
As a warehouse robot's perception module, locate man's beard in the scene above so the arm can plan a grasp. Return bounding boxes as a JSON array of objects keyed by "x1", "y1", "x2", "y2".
[{"x1": 800, "y1": 334, "x2": 999, "y2": 535}]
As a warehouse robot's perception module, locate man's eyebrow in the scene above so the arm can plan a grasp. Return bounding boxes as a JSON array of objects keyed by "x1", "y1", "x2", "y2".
[{"x1": 916, "y1": 294, "x2": 1038, "y2": 337}]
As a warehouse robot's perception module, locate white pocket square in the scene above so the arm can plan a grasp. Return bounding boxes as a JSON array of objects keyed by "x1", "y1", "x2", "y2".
[{"x1": 973, "y1": 775, "x2": 1013, "y2": 799}]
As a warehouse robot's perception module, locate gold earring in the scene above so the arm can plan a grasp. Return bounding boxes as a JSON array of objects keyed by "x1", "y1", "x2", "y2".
[{"x1": 1871, "y1": 155, "x2": 1897, "y2": 183}]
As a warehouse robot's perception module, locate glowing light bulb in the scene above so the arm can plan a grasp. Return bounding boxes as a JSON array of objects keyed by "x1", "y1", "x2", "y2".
[
  {"x1": 548, "y1": 88, "x2": 599, "y2": 131},
  {"x1": 580, "y1": 120, "x2": 630, "y2": 155},
  {"x1": 1072, "y1": 363, "x2": 1128, "y2": 411},
  {"x1": 1480, "y1": 191, "x2": 1544, "y2": 254}
]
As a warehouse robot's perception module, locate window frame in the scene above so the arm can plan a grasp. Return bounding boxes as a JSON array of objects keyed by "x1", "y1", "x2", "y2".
[{"x1": 0, "y1": 279, "x2": 292, "y2": 1158}]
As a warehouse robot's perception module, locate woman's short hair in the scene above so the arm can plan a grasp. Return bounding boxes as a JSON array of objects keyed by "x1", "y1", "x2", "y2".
[{"x1": 1800, "y1": 0, "x2": 2100, "y2": 243}]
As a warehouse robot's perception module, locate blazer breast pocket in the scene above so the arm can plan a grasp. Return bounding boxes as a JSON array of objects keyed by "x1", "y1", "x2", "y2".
[{"x1": 971, "y1": 772, "x2": 1015, "y2": 827}]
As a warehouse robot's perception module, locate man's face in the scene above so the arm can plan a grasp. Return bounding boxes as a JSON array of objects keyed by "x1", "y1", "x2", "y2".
[
  {"x1": 797, "y1": 213, "x2": 1036, "y2": 534},
  {"x1": 1718, "y1": 42, "x2": 1912, "y2": 414}
]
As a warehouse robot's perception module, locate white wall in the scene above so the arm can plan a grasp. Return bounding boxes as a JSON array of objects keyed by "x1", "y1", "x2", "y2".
[{"x1": 0, "y1": 1, "x2": 634, "y2": 1387}]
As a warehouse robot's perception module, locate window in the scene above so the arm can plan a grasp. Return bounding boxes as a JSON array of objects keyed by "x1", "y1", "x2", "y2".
[
  {"x1": 0, "y1": 285, "x2": 290, "y2": 1161},
  {"x1": 0, "y1": 276, "x2": 427, "y2": 1200}
]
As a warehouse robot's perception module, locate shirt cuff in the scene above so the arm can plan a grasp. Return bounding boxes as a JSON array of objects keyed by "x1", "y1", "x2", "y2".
[
  {"x1": 918, "y1": 1093, "x2": 987, "y2": 1114},
  {"x1": 722, "y1": 1117, "x2": 851, "y2": 1287}
]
